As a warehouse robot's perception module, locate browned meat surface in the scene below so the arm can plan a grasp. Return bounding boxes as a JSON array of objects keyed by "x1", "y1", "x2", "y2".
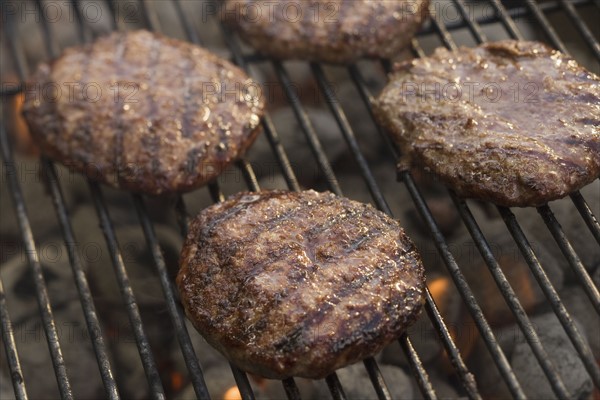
[
  {"x1": 374, "y1": 40, "x2": 600, "y2": 207},
  {"x1": 177, "y1": 190, "x2": 425, "y2": 379},
  {"x1": 223, "y1": 0, "x2": 429, "y2": 63},
  {"x1": 22, "y1": 30, "x2": 264, "y2": 195}
]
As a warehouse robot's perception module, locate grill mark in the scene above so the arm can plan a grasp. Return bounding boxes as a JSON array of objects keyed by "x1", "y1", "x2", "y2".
[
  {"x1": 216, "y1": 195, "x2": 338, "y2": 263},
  {"x1": 298, "y1": 251, "x2": 399, "y2": 344},
  {"x1": 334, "y1": 0, "x2": 352, "y2": 44},
  {"x1": 181, "y1": 47, "x2": 196, "y2": 139},
  {"x1": 518, "y1": 148, "x2": 586, "y2": 173},
  {"x1": 251, "y1": 209, "x2": 381, "y2": 336},
  {"x1": 576, "y1": 118, "x2": 600, "y2": 126},
  {"x1": 113, "y1": 34, "x2": 128, "y2": 185},
  {"x1": 249, "y1": 207, "x2": 368, "y2": 290},
  {"x1": 185, "y1": 146, "x2": 208, "y2": 178},
  {"x1": 343, "y1": 226, "x2": 383, "y2": 254},
  {"x1": 215, "y1": 193, "x2": 333, "y2": 237},
  {"x1": 146, "y1": 38, "x2": 163, "y2": 180},
  {"x1": 75, "y1": 44, "x2": 94, "y2": 165},
  {"x1": 273, "y1": 235, "x2": 398, "y2": 353},
  {"x1": 203, "y1": 192, "x2": 292, "y2": 233}
]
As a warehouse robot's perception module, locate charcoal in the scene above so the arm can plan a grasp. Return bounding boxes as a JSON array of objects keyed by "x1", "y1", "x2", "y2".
[
  {"x1": 380, "y1": 315, "x2": 443, "y2": 368},
  {"x1": 413, "y1": 370, "x2": 463, "y2": 400},
  {"x1": 111, "y1": 336, "x2": 150, "y2": 400},
  {"x1": 511, "y1": 313, "x2": 593, "y2": 399},
  {"x1": 258, "y1": 174, "x2": 293, "y2": 191},
  {"x1": 466, "y1": 323, "x2": 529, "y2": 399},
  {"x1": 255, "y1": 377, "x2": 318, "y2": 400},
  {"x1": 0, "y1": 371, "x2": 16, "y2": 400},
  {"x1": 0, "y1": 302, "x2": 104, "y2": 399},
  {"x1": 71, "y1": 206, "x2": 183, "y2": 306},
  {"x1": 0, "y1": 157, "x2": 80, "y2": 255},
  {"x1": 1, "y1": 244, "x2": 80, "y2": 325},
  {"x1": 246, "y1": 107, "x2": 347, "y2": 184},
  {"x1": 311, "y1": 362, "x2": 413, "y2": 400},
  {"x1": 557, "y1": 286, "x2": 600, "y2": 358},
  {"x1": 513, "y1": 180, "x2": 600, "y2": 278},
  {"x1": 452, "y1": 220, "x2": 564, "y2": 326}
]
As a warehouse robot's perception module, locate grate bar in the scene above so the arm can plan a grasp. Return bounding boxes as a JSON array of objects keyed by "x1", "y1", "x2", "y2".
[
  {"x1": 325, "y1": 373, "x2": 348, "y2": 400},
  {"x1": 310, "y1": 60, "x2": 480, "y2": 399},
  {"x1": 0, "y1": 125, "x2": 73, "y2": 399},
  {"x1": 347, "y1": 58, "x2": 525, "y2": 399},
  {"x1": 214, "y1": 30, "x2": 302, "y2": 193},
  {"x1": 537, "y1": 206, "x2": 600, "y2": 313},
  {"x1": 428, "y1": 3, "x2": 459, "y2": 51},
  {"x1": 451, "y1": 196, "x2": 571, "y2": 398},
  {"x1": 559, "y1": 0, "x2": 600, "y2": 59},
  {"x1": 310, "y1": 64, "x2": 392, "y2": 216},
  {"x1": 398, "y1": 334, "x2": 437, "y2": 400},
  {"x1": 173, "y1": 0, "x2": 301, "y2": 195},
  {"x1": 88, "y1": 183, "x2": 166, "y2": 400},
  {"x1": 4, "y1": 3, "x2": 118, "y2": 398},
  {"x1": 42, "y1": 159, "x2": 120, "y2": 400},
  {"x1": 363, "y1": 357, "x2": 393, "y2": 400},
  {"x1": 136, "y1": 2, "x2": 266, "y2": 397},
  {"x1": 456, "y1": 0, "x2": 600, "y2": 388},
  {"x1": 460, "y1": 0, "x2": 600, "y2": 309},
  {"x1": 488, "y1": 0, "x2": 525, "y2": 40},
  {"x1": 453, "y1": 0, "x2": 488, "y2": 42},
  {"x1": 402, "y1": 172, "x2": 526, "y2": 399},
  {"x1": 271, "y1": 60, "x2": 343, "y2": 195},
  {"x1": 490, "y1": 14, "x2": 591, "y2": 273},
  {"x1": 216, "y1": 12, "x2": 404, "y2": 397},
  {"x1": 0, "y1": 85, "x2": 22, "y2": 97},
  {"x1": 214, "y1": 7, "x2": 432, "y2": 398},
  {"x1": 2, "y1": 16, "x2": 74, "y2": 398},
  {"x1": 271, "y1": 54, "x2": 439, "y2": 400},
  {"x1": 69, "y1": 0, "x2": 91, "y2": 44},
  {"x1": 523, "y1": 0, "x2": 569, "y2": 53},
  {"x1": 282, "y1": 378, "x2": 302, "y2": 400},
  {"x1": 33, "y1": 0, "x2": 61, "y2": 59},
  {"x1": 180, "y1": 179, "x2": 259, "y2": 400},
  {"x1": 416, "y1": 0, "x2": 592, "y2": 36},
  {"x1": 570, "y1": 191, "x2": 600, "y2": 246},
  {"x1": 426, "y1": 1, "x2": 600, "y2": 391},
  {"x1": 229, "y1": 363, "x2": 256, "y2": 400},
  {"x1": 499, "y1": 207, "x2": 600, "y2": 388},
  {"x1": 132, "y1": 195, "x2": 211, "y2": 399},
  {"x1": 236, "y1": 159, "x2": 261, "y2": 192},
  {"x1": 263, "y1": 50, "x2": 437, "y2": 400},
  {"x1": 0, "y1": 269, "x2": 28, "y2": 400}
]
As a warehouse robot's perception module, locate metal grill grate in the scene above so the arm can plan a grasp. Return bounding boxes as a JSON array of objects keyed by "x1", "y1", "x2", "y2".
[{"x1": 1, "y1": 0, "x2": 599, "y2": 399}]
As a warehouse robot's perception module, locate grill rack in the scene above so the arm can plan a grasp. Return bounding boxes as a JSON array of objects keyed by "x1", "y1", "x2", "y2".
[{"x1": 0, "y1": 0, "x2": 599, "y2": 399}]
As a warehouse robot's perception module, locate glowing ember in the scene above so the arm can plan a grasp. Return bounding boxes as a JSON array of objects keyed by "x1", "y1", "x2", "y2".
[{"x1": 223, "y1": 386, "x2": 242, "y2": 400}]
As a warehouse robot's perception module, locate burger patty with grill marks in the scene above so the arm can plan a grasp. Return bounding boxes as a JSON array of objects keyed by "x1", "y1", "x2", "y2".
[
  {"x1": 223, "y1": 0, "x2": 429, "y2": 63},
  {"x1": 177, "y1": 190, "x2": 425, "y2": 379},
  {"x1": 374, "y1": 40, "x2": 600, "y2": 207},
  {"x1": 23, "y1": 30, "x2": 264, "y2": 195}
]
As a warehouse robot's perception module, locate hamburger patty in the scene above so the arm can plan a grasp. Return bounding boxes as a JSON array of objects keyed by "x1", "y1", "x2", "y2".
[
  {"x1": 222, "y1": 0, "x2": 429, "y2": 63},
  {"x1": 177, "y1": 190, "x2": 425, "y2": 379},
  {"x1": 374, "y1": 40, "x2": 600, "y2": 207},
  {"x1": 23, "y1": 30, "x2": 264, "y2": 195}
]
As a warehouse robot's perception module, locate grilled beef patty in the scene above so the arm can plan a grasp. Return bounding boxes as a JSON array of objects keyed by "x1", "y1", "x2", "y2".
[
  {"x1": 23, "y1": 30, "x2": 264, "y2": 195},
  {"x1": 177, "y1": 190, "x2": 425, "y2": 379},
  {"x1": 222, "y1": 0, "x2": 429, "y2": 63},
  {"x1": 374, "y1": 40, "x2": 600, "y2": 207}
]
